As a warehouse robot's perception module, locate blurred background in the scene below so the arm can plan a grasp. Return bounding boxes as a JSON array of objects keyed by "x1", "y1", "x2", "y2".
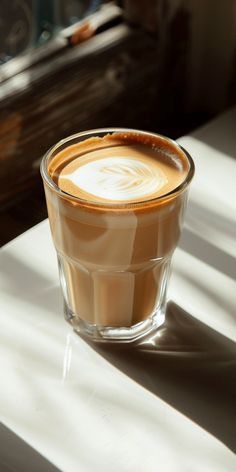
[{"x1": 1, "y1": 0, "x2": 236, "y2": 245}]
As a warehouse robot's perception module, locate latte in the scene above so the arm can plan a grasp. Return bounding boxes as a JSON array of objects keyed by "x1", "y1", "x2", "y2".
[{"x1": 42, "y1": 130, "x2": 194, "y2": 340}]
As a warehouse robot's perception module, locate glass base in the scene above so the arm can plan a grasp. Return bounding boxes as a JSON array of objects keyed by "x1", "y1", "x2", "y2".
[{"x1": 64, "y1": 305, "x2": 165, "y2": 343}]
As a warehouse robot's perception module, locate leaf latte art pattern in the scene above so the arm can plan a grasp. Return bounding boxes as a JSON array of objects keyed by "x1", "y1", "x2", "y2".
[{"x1": 61, "y1": 157, "x2": 168, "y2": 201}]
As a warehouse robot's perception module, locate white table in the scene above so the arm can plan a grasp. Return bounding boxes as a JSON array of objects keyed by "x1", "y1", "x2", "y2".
[{"x1": 1, "y1": 108, "x2": 236, "y2": 472}]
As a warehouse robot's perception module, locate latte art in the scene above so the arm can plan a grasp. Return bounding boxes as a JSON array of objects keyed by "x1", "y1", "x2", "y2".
[
  {"x1": 60, "y1": 157, "x2": 168, "y2": 201},
  {"x1": 55, "y1": 140, "x2": 189, "y2": 204}
]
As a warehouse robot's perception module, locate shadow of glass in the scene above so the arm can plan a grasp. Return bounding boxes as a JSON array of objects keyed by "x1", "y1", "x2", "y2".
[
  {"x1": 0, "y1": 423, "x2": 61, "y2": 472},
  {"x1": 82, "y1": 301, "x2": 236, "y2": 453}
]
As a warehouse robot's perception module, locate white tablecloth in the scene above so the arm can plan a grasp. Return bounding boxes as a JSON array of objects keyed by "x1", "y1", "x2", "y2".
[{"x1": 1, "y1": 108, "x2": 236, "y2": 471}]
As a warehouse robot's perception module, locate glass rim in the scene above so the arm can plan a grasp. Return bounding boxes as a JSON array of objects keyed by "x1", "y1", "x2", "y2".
[{"x1": 40, "y1": 128, "x2": 195, "y2": 210}]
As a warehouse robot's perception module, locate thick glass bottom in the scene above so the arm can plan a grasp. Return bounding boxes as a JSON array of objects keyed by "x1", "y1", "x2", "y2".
[{"x1": 64, "y1": 305, "x2": 165, "y2": 343}]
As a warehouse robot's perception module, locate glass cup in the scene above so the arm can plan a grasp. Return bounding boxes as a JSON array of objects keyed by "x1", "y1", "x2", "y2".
[{"x1": 41, "y1": 129, "x2": 194, "y2": 342}]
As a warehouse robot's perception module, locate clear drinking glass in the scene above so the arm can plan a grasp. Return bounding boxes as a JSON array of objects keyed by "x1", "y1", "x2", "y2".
[{"x1": 41, "y1": 129, "x2": 194, "y2": 342}]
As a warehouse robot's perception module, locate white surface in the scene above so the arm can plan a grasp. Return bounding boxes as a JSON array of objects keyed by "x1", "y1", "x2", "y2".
[{"x1": 1, "y1": 108, "x2": 236, "y2": 471}]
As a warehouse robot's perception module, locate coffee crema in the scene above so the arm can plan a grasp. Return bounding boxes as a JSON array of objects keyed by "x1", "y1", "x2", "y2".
[{"x1": 49, "y1": 133, "x2": 189, "y2": 205}]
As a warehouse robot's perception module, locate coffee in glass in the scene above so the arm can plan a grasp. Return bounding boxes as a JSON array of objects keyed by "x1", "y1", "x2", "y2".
[{"x1": 41, "y1": 129, "x2": 194, "y2": 341}]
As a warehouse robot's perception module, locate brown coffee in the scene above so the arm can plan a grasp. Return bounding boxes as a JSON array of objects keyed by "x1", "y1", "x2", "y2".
[{"x1": 43, "y1": 131, "x2": 192, "y2": 334}]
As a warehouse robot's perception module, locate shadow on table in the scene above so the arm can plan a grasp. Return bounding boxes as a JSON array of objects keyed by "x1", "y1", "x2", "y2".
[
  {"x1": 83, "y1": 301, "x2": 236, "y2": 454},
  {"x1": 180, "y1": 203, "x2": 236, "y2": 282},
  {"x1": 191, "y1": 106, "x2": 236, "y2": 160},
  {"x1": 0, "y1": 423, "x2": 61, "y2": 472},
  {"x1": 1, "y1": 251, "x2": 61, "y2": 315}
]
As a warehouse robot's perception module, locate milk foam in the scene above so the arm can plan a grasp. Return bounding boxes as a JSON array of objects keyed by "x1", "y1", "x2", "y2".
[{"x1": 61, "y1": 157, "x2": 168, "y2": 201}]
